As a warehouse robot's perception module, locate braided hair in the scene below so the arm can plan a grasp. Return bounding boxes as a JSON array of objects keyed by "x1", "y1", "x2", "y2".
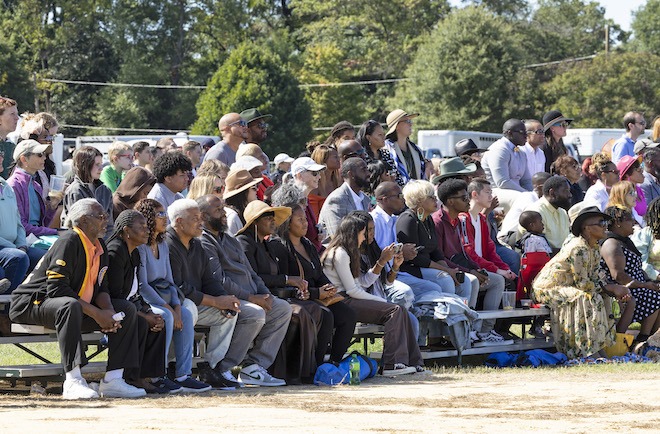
[
  {"x1": 603, "y1": 205, "x2": 632, "y2": 229},
  {"x1": 107, "y1": 209, "x2": 144, "y2": 243},
  {"x1": 134, "y1": 198, "x2": 164, "y2": 245},
  {"x1": 646, "y1": 198, "x2": 660, "y2": 239}
]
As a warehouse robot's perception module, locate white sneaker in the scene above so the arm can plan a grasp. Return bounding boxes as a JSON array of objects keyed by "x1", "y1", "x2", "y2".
[
  {"x1": 475, "y1": 330, "x2": 514, "y2": 347},
  {"x1": 99, "y1": 378, "x2": 147, "y2": 398},
  {"x1": 382, "y1": 363, "x2": 416, "y2": 376},
  {"x1": 62, "y1": 378, "x2": 100, "y2": 400},
  {"x1": 239, "y1": 364, "x2": 286, "y2": 387}
]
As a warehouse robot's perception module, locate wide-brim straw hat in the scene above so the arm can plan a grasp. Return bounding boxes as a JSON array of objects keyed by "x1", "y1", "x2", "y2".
[
  {"x1": 223, "y1": 169, "x2": 262, "y2": 199},
  {"x1": 386, "y1": 109, "x2": 419, "y2": 136},
  {"x1": 236, "y1": 200, "x2": 292, "y2": 235}
]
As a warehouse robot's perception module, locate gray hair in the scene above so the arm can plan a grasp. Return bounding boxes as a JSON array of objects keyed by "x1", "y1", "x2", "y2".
[
  {"x1": 65, "y1": 198, "x2": 101, "y2": 228},
  {"x1": 271, "y1": 181, "x2": 306, "y2": 207},
  {"x1": 167, "y1": 198, "x2": 199, "y2": 224}
]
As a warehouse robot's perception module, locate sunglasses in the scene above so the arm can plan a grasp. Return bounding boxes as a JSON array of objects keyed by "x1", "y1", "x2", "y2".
[
  {"x1": 527, "y1": 129, "x2": 544, "y2": 135},
  {"x1": 306, "y1": 170, "x2": 321, "y2": 177},
  {"x1": 229, "y1": 120, "x2": 248, "y2": 127},
  {"x1": 346, "y1": 148, "x2": 366, "y2": 158},
  {"x1": 212, "y1": 186, "x2": 224, "y2": 193},
  {"x1": 587, "y1": 220, "x2": 608, "y2": 228},
  {"x1": 256, "y1": 122, "x2": 268, "y2": 129},
  {"x1": 552, "y1": 122, "x2": 569, "y2": 128}
]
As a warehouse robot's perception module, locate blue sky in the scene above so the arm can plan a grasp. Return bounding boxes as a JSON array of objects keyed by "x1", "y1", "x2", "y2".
[{"x1": 449, "y1": 0, "x2": 647, "y2": 31}]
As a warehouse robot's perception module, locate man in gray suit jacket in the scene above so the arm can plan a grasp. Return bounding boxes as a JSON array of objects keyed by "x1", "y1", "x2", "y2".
[{"x1": 318, "y1": 157, "x2": 371, "y2": 241}]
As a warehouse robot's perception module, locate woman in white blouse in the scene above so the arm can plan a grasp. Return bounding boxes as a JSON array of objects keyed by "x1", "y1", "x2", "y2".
[{"x1": 321, "y1": 211, "x2": 423, "y2": 376}]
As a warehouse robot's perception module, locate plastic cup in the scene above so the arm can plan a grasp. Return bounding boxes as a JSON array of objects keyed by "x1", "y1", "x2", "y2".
[
  {"x1": 50, "y1": 175, "x2": 66, "y2": 192},
  {"x1": 502, "y1": 291, "x2": 516, "y2": 310}
]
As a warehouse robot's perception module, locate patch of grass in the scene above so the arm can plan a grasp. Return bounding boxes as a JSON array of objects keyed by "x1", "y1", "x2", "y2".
[{"x1": 0, "y1": 342, "x2": 107, "y2": 366}]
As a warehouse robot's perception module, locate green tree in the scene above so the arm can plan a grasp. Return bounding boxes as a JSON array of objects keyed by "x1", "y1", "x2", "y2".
[
  {"x1": 530, "y1": 0, "x2": 627, "y2": 62},
  {"x1": 388, "y1": 6, "x2": 523, "y2": 132},
  {"x1": 460, "y1": 0, "x2": 530, "y2": 19},
  {"x1": 191, "y1": 43, "x2": 312, "y2": 156},
  {"x1": 631, "y1": 0, "x2": 660, "y2": 55},
  {"x1": 543, "y1": 52, "x2": 660, "y2": 127},
  {"x1": 292, "y1": 0, "x2": 451, "y2": 126}
]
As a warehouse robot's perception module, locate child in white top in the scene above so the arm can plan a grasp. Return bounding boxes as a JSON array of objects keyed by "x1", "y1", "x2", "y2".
[{"x1": 518, "y1": 211, "x2": 552, "y2": 255}]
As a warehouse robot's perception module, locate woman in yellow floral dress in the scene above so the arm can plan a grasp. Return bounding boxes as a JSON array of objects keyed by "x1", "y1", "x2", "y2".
[{"x1": 533, "y1": 206, "x2": 632, "y2": 358}]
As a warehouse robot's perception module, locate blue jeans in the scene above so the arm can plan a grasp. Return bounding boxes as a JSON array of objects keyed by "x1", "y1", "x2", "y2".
[
  {"x1": 496, "y1": 244, "x2": 520, "y2": 275},
  {"x1": 0, "y1": 246, "x2": 44, "y2": 292},
  {"x1": 398, "y1": 270, "x2": 472, "y2": 302},
  {"x1": 151, "y1": 299, "x2": 195, "y2": 378}
]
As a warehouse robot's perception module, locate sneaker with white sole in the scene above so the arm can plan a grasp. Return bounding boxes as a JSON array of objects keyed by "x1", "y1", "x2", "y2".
[
  {"x1": 99, "y1": 378, "x2": 147, "y2": 398},
  {"x1": 475, "y1": 330, "x2": 514, "y2": 347},
  {"x1": 174, "y1": 376, "x2": 213, "y2": 393},
  {"x1": 382, "y1": 363, "x2": 416, "y2": 376},
  {"x1": 239, "y1": 364, "x2": 286, "y2": 387},
  {"x1": 62, "y1": 378, "x2": 100, "y2": 400}
]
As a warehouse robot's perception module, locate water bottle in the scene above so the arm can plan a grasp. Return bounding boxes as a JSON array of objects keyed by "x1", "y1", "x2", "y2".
[{"x1": 349, "y1": 354, "x2": 361, "y2": 385}]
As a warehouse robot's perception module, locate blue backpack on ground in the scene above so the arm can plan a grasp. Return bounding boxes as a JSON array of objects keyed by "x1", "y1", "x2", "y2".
[{"x1": 314, "y1": 351, "x2": 379, "y2": 386}]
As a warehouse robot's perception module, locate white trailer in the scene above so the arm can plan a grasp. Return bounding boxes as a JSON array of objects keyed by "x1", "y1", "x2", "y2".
[
  {"x1": 416, "y1": 130, "x2": 501, "y2": 157},
  {"x1": 563, "y1": 128, "x2": 650, "y2": 158}
]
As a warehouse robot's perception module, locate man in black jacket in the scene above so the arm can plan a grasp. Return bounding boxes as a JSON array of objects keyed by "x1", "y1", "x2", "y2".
[
  {"x1": 166, "y1": 198, "x2": 244, "y2": 389},
  {"x1": 9, "y1": 198, "x2": 146, "y2": 399}
]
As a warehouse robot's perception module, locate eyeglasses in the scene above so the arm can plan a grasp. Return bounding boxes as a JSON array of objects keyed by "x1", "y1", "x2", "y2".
[
  {"x1": 636, "y1": 120, "x2": 647, "y2": 126},
  {"x1": 155, "y1": 211, "x2": 168, "y2": 219},
  {"x1": 426, "y1": 194, "x2": 437, "y2": 200},
  {"x1": 527, "y1": 129, "x2": 544, "y2": 135},
  {"x1": 90, "y1": 213, "x2": 109, "y2": 221},
  {"x1": 627, "y1": 191, "x2": 638, "y2": 198},
  {"x1": 256, "y1": 122, "x2": 268, "y2": 129},
  {"x1": 118, "y1": 154, "x2": 133, "y2": 159},
  {"x1": 511, "y1": 129, "x2": 527, "y2": 135},
  {"x1": 587, "y1": 220, "x2": 608, "y2": 228},
  {"x1": 388, "y1": 170, "x2": 398, "y2": 177},
  {"x1": 383, "y1": 193, "x2": 404, "y2": 200},
  {"x1": 229, "y1": 120, "x2": 248, "y2": 127},
  {"x1": 603, "y1": 169, "x2": 620, "y2": 175},
  {"x1": 447, "y1": 194, "x2": 469, "y2": 202},
  {"x1": 212, "y1": 186, "x2": 224, "y2": 193},
  {"x1": 553, "y1": 122, "x2": 569, "y2": 128}
]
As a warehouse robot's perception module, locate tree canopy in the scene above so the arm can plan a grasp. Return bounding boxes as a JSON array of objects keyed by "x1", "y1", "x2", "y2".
[{"x1": 0, "y1": 0, "x2": 658, "y2": 143}]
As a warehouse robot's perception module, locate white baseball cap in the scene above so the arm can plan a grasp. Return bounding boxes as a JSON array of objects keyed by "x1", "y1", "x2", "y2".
[
  {"x1": 274, "y1": 153, "x2": 294, "y2": 165},
  {"x1": 291, "y1": 157, "x2": 326, "y2": 175},
  {"x1": 230, "y1": 155, "x2": 263, "y2": 172}
]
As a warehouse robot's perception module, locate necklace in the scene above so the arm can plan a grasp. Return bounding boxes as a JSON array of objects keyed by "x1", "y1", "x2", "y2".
[{"x1": 420, "y1": 218, "x2": 432, "y2": 240}]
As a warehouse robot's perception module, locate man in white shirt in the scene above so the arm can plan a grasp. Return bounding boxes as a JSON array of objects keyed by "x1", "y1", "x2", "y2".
[{"x1": 521, "y1": 119, "x2": 546, "y2": 175}]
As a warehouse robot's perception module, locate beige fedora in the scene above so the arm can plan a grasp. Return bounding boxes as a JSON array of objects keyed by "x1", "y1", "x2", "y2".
[
  {"x1": 223, "y1": 169, "x2": 262, "y2": 199},
  {"x1": 386, "y1": 109, "x2": 419, "y2": 136}
]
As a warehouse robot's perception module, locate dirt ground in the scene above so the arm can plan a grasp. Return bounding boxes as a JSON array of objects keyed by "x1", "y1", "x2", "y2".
[{"x1": 0, "y1": 366, "x2": 658, "y2": 433}]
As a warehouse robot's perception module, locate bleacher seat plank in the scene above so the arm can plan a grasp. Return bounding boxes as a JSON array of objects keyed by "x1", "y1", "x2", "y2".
[
  {"x1": 0, "y1": 361, "x2": 107, "y2": 379},
  {"x1": 11, "y1": 324, "x2": 56, "y2": 334}
]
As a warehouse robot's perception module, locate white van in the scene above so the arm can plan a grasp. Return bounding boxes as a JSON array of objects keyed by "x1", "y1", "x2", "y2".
[
  {"x1": 417, "y1": 130, "x2": 501, "y2": 157},
  {"x1": 563, "y1": 128, "x2": 651, "y2": 158}
]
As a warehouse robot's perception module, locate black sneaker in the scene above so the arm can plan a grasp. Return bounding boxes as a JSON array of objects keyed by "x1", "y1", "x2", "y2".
[
  {"x1": 174, "y1": 376, "x2": 213, "y2": 393},
  {"x1": 197, "y1": 362, "x2": 236, "y2": 390},
  {"x1": 152, "y1": 377, "x2": 183, "y2": 394}
]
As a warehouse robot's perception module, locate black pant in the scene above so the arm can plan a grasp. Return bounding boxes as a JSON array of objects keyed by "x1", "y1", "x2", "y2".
[
  {"x1": 124, "y1": 314, "x2": 166, "y2": 381},
  {"x1": 10, "y1": 295, "x2": 140, "y2": 373},
  {"x1": 325, "y1": 301, "x2": 357, "y2": 363}
]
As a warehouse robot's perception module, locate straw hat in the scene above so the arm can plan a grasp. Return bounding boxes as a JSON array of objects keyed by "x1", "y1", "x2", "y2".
[
  {"x1": 223, "y1": 169, "x2": 262, "y2": 199},
  {"x1": 236, "y1": 200, "x2": 292, "y2": 235},
  {"x1": 386, "y1": 109, "x2": 419, "y2": 136}
]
